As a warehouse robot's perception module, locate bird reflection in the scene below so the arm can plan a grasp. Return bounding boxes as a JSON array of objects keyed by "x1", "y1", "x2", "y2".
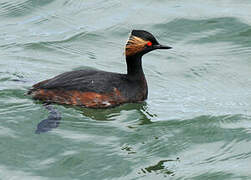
[
  {"x1": 81, "y1": 102, "x2": 154, "y2": 124},
  {"x1": 35, "y1": 102, "x2": 155, "y2": 134}
]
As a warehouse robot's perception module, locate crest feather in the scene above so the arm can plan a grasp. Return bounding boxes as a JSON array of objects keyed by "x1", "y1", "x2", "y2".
[{"x1": 125, "y1": 35, "x2": 149, "y2": 56}]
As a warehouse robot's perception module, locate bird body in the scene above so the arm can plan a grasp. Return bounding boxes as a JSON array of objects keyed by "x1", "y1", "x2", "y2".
[{"x1": 29, "y1": 30, "x2": 171, "y2": 108}]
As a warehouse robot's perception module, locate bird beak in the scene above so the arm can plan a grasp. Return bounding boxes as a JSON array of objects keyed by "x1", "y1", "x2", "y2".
[{"x1": 154, "y1": 44, "x2": 172, "y2": 49}]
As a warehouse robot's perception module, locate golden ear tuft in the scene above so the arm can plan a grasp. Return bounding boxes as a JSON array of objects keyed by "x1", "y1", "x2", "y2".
[{"x1": 125, "y1": 35, "x2": 149, "y2": 56}]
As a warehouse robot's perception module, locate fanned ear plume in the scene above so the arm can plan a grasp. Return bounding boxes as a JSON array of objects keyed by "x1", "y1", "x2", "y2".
[{"x1": 125, "y1": 34, "x2": 149, "y2": 56}]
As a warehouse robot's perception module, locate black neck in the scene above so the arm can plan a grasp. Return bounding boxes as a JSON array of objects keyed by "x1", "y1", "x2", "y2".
[{"x1": 126, "y1": 55, "x2": 145, "y2": 78}]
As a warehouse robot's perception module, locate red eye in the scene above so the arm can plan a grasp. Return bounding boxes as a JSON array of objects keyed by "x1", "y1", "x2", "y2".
[{"x1": 147, "y1": 42, "x2": 152, "y2": 46}]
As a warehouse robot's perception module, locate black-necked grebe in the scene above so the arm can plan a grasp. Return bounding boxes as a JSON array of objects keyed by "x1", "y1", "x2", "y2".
[{"x1": 28, "y1": 30, "x2": 172, "y2": 108}]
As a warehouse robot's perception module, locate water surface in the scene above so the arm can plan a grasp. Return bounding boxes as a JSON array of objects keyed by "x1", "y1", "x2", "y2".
[{"x1": 0, "y1": 0, "x2": 251, "y2": 179}]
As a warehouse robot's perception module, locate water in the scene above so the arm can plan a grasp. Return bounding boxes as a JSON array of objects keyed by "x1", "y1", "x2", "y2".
[{"x1": 1, "y1": 0, "x2": 251, "y2": 179}]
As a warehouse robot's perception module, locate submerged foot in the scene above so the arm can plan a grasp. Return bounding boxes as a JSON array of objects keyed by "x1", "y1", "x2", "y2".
[{"x1": 35, "y1": 105, "x2": 61, "y2": 134}]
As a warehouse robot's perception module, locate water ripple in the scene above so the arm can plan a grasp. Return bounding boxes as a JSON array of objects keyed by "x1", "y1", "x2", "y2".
[{"x1": 1, "y1": 1, "x2": 251, "y2": 179}]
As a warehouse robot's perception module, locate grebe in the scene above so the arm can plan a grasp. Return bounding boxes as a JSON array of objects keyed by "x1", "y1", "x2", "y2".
[{"x1": 28, "y1": 30, "x2": 172, "y2": 108}]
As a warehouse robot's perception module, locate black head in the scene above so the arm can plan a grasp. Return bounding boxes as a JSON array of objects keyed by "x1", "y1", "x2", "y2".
[{"x1": 125, "y1": 30, "x2": 172, "y2": 57}]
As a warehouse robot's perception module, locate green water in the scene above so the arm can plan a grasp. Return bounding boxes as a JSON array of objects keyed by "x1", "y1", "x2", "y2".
[{"x1": 1, "y1": 0, "x2": 251, "y2": 179}]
